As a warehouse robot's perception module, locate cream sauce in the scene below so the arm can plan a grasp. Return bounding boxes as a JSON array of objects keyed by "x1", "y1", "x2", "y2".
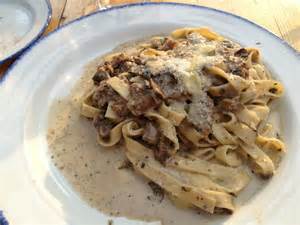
[
  {"x1": 47, "y1": 38, "x2": 283, "y2": 225},
  {"x1": 47, "y1": 57, "x2": 217, "y2": 225}
]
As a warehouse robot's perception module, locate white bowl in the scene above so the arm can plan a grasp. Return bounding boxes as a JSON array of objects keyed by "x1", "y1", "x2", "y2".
[{"x1": 0, "y1": 0, "x2": 51, "y2": 64}]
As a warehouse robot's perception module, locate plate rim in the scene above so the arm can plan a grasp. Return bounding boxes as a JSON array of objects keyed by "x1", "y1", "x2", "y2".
[
  {"x1": 1, "y1": 2, "x2": 299, "y2": 84},
  {"x1": 0, "y1": 0, "x2": 52, "y2": 65}
]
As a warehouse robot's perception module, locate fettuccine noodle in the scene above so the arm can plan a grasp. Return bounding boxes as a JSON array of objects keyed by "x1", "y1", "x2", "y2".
[{"x1": 80, "y1": 27, "x2": 285, "y2": 214}]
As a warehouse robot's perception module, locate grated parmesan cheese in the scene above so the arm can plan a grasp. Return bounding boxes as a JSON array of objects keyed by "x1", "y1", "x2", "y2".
[{"x1": 140, "y1": 34, "x2": 226, "y2": 130}]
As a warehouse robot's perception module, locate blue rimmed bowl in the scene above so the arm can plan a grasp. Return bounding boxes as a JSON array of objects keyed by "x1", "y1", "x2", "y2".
[{"x1": 0, "y1": 0, "x2": 52, "y2": 64}]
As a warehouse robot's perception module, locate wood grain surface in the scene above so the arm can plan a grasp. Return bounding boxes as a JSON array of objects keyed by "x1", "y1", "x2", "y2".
[
  {"x1": 1, "y1": 0, "x2": 299, "y2": 76},
  {"x1": 52, "y1": 0, "x2": 300, "y2": 50}
]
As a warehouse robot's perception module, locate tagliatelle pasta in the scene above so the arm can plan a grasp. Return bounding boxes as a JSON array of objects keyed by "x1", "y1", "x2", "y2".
[{"x1": 80, "y1": 27, "x2": 285, "y2": 214}]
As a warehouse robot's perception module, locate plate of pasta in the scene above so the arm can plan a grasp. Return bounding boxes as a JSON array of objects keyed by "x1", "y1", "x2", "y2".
[{"x1": 0, "y1": 3, "x2": 300, "y2": 225}]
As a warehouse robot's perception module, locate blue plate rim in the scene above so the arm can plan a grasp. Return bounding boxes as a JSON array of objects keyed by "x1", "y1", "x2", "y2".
[
  {"x1": 1, "y1": 1, "x2": 299, "y2": 84},
  {"x1": 0, "y1": 0, "x2": 52, "y2": 65}
]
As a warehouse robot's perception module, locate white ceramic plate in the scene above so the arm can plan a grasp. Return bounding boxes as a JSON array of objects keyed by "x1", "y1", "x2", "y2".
[
  {"x1": 0, "y1": 0, "x2": 51, "y2": 64},
  {"x1": 1, "y1": 3, "x2": 300, "y2": 225}
]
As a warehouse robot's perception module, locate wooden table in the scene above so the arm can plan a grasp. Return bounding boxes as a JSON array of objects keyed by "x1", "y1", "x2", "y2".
[{"x1": 1, "y1": 0, "x2": 300, "y2": 76}]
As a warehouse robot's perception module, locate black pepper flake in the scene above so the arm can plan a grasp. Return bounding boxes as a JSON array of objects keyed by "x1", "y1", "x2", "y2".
[
  {"x1": 181, "y1": 186, "x2": 190, "y2": 192},
  {"x1": 89, "y1": 173, "x2": 93, "y2": 177},
  {"x1": 50, "y1": 155, "x2": 54, "y2": 159},
  {"x1": 148, "y1": 181, "x2": 165, "y2": 202},
  {"x1": 108, "y1": 219, "x2": 113, "y2": 225},
  {"x1": 174, "y1": 161, "x2": 178, "y2": 166},
  {"x1": 186, "y1": 99, "x2": 192, "y2": 104},
  {"x1": 230, "y1": 192, "x2": 236, "y2": 197},
  {"x1": 85, "y1": 163, "x2": 88, "y2": 167},
  {"x1": 118, "y1": 160, "x2": 133, "y2": 170},
  {"x1": 141, "y1": 162, "x2": 145, "y2": 168},
  {"x1": 74, "y1": 174, "x2": 78, "y2": 177},
  {"x1": 269, "y1": 88, "x2": 277, "y2": 93}
]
